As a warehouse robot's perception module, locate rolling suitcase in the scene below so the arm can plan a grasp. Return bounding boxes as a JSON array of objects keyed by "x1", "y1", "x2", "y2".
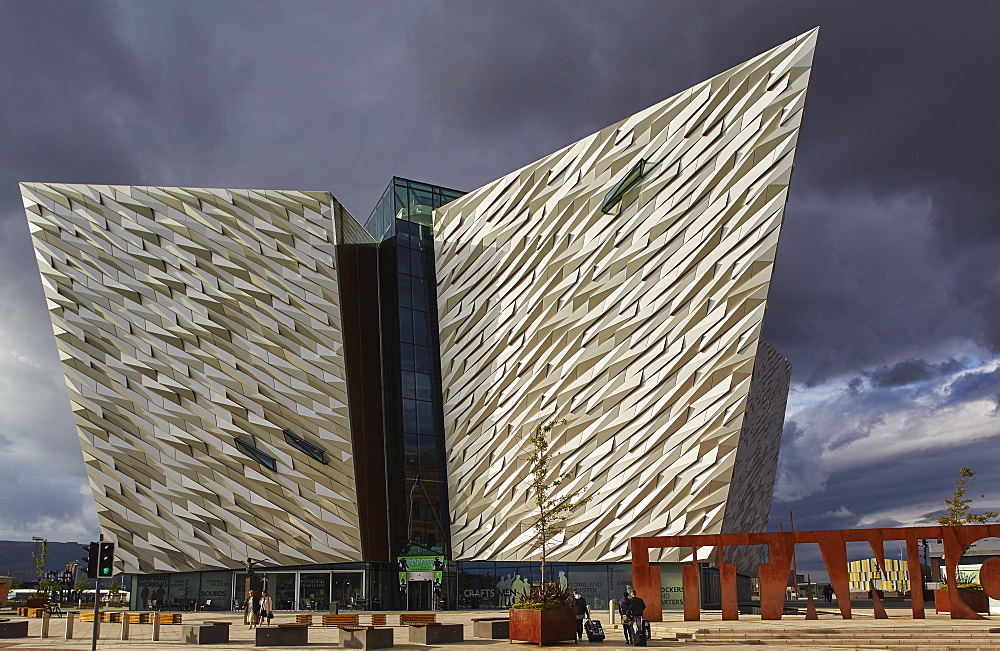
[
  {"x1": 633, "y1": 618, "x2": 648, "y2": 646},
  {"x1": 584, "y1": 618, "x2": 605, "y2": 642}
]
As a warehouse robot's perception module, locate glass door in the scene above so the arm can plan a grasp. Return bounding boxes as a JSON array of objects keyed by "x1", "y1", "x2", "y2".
[{"x1": 408, "y1": 580, "x2": 432, "y2": 610}]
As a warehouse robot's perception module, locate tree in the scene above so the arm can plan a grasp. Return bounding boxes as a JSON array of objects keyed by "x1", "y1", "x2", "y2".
[
  {"x1": 924, "y1": 467, "x2": 999, "y2": 525},
  {"x1": 107, "y1": 579, "x2": 123, "y2": 604},
  {"x1": 32, "y1": 539, "x2": 47, "y2": 585},
  {"x1": 525, "y1": 417, "x2": 591, "y2": 585},
  {"x1": 31, "y1": 539, "x2": 58, "y2": 597}
]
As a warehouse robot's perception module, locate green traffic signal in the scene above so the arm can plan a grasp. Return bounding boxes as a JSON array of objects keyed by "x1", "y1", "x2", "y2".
[{"x1": 97, "y1": 541, "x2": 115, "y2": 577}]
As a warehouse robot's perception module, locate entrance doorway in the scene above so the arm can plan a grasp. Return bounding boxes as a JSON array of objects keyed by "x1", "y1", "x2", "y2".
[{"x1": 408, "y1": 580, "x2": 432, "y2": 610}]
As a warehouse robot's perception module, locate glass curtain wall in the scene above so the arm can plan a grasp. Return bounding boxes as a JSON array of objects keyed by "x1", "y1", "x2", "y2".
[
  {"x1": 455, "y1": 562, "x2": 636, "y2": 611},
  {"x1": 363, "y1": 179, "x2": 464, "y2": 609}
]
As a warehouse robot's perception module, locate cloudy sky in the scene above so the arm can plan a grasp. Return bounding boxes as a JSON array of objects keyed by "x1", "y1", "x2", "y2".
[{"x1": 0, "y1": 1, "x2": 998, "y2": 572}]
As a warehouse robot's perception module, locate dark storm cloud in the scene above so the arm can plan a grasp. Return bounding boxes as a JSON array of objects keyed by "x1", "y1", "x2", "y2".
[
  {"x1": 772, "y1": 436, "x2": 1000, "y2": 534},
  {"x1": 865, "y1": 357, "x2": 966, "y2": 389},
  {"x1": 944, "y1": 367, "x2": 1000, "y2": 408},
  {"x1": 772, "y1": 355, "x2": 1000, "y2": 557}
]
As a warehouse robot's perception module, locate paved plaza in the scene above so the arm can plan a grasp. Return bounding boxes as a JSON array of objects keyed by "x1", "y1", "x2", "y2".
[{"x1": 2, "y1": 606, "x2": 1000, "y2": 650}]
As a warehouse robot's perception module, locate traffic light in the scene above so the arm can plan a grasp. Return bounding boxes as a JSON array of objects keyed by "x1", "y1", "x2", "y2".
[
  {"x1": 81, "y1": 542, "x2": 99, "y2": 579},
  {"x1": 97, "y1": 542, "x2": 115, "y2": 577}
]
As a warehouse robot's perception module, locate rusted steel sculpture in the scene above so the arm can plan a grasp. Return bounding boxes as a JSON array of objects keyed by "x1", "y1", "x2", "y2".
[
  {"x1": 805, "y1": 581, "x2": 818, "y2": 620},
  {"x1": 631, "y1": 524, "x2": 1000, "y2": 621}
]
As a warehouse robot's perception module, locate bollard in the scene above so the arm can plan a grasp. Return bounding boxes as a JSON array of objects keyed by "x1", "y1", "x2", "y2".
[
  {"x1": 120, "y1": 616, "x2": 130, "y2": 640},
  {"x1": 40, "y1": 614, "x2": 50, "y2": 638},
  {"x1": 65, "y1": 613, "x2": 75, "y2": 639},
  {"x1": 151, "y1": 617, "x2": 160, "y2": 641}
]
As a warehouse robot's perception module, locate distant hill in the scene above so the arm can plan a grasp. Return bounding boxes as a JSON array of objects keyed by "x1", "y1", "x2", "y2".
[{"x1": 0, "y1": 540, "x2": 87, "y2": 582}]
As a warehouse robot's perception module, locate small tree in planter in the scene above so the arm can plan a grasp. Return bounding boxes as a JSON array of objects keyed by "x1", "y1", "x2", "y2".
[
  {"x1": 924, "y1": 468, "x2": 997, "y2": 616},
  {"x1": 28, "y1": 539, "x2": 55, "y2": 607},
  {"x1": 525, "y1": 417, "x2": 591, "y2": 584},
  {"x1": 509, "y1": 417, "x2": 591, "y2": 646},
  {"x1": 923, "y1": 467, "x2": 999, "y2": 526}
]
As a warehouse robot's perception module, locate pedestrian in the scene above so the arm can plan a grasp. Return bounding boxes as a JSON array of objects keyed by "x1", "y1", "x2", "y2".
[
  {"x1": 618, "y1": 591, "x2": 634, "y2": 644},
  {"x1": 258, "y1": 591, "x2": 274, "y2": 627},
  {"x1": 244, "y1": 589, "x2": 259, "y2": 628},
  {"x1": 573, "y1": 590, "x2": 590, "y2": 640},
  {"x1": 629, "y1": 590, "x2": 647, "y2": 641},
  {"x1": 823, "y1": 584, "x2": 834, "y2": 603}
]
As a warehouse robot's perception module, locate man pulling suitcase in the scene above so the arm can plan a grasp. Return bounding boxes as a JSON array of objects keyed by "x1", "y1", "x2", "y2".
[{"x1": 629, "y1": 591, "x2": 648, "y2": 646}]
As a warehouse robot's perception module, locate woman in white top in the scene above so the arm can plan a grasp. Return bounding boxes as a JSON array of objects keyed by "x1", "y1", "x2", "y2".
[{"x1": 258, "y1": 591, "x2": 275, "y2": 627}]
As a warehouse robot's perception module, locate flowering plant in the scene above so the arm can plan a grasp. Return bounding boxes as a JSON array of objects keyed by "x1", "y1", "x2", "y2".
[{"x1": 510, "y1": 582, "x2": 575, "y2": 610}]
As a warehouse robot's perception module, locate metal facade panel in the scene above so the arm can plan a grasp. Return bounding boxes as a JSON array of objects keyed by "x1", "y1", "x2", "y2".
[
  {"x1": 435, "y1": 30, "x2": 816, "y2": 562},
  {"x1": 23, "y1": 183, "x2": 363, "y2": 573}
]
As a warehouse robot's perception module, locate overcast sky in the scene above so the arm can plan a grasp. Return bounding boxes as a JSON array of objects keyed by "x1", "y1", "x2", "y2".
[{"x1": 1, "y1": 1, "x2": 998, "y2": 573}]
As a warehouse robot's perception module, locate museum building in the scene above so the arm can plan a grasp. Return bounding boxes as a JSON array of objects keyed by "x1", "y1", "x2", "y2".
[{"x1": 21, "y1": 29, "x2": 815, "y2": 611}]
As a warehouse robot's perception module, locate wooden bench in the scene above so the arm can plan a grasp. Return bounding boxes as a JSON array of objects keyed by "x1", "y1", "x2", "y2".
[
  {"x1": 321, "y1": 613, "x2": 360, "y2": 627},
  {"x1": 79, "y1": 611, "x2": 112, "y2": 622},
  {"x1": 369, "y1": 613, "x2": 387, "y2": 626},
  {"x1": 399, "y1": 613, "x2": 438, "y2": 626},
  {"x1": 295, "y1": 614, "x2": 313, "y2": 625}
]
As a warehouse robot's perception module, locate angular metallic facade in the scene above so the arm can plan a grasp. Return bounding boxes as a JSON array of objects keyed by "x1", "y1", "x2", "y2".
[
  {"x1": 434, "y1": 30, "x2": 814, "y2": 563},
  {"x1": 23, "y1": 184, "x2": 367, "y2": 573},
  {"x1": 22, "y1": 30, "x2": 813, "y2": 579}
]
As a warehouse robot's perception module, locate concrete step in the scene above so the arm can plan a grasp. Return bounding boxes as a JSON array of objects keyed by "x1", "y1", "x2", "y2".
[
  {"x1": 693, "y1": 631, "x2": 1000, "y2": 644},
  {"x1": 679, "y1": 639, "x2": 1000, "y2": 651}
]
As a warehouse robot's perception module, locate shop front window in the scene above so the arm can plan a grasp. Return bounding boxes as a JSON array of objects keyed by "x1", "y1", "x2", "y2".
[
  {"x1": 269, "y1": 573, "x2": 297, "y2": 610},
  {"x1": 299, "y1": 573, "x2": 331, "y2": 611},
  {"x1": 331, "y1": 572, "x2": 364, "y2": 609}
]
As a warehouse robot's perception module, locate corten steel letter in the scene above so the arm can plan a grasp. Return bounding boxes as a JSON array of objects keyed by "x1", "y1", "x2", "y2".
[
  {"x1": 941, "y1": 524, "x2": 1000, "y2": 619},
  {"x1": 631, "y1": 525, "x2": 1000, "y2": 622},
  {"x1": 979, "y1": 557, "x2": 1000, "y2": 600},
  {"x1": 904, "y1": 533, "x2": 924, "y2": 618},
  {"x1": 630, "y1": 539, "x2": 663, "y2": 622},
  {"x1": 682, "y1": 563, "x2": 700, "y2": 621},
  {"x1": 758, "y1": 533, "x2": 794, "y2": 620},
  {"x1": 870, "y1": 580, "x2": 888, "y2": 619},
  {"x1": 719, "y1": 561, "x2": 739, "y2": 621},
  {"x1": 864, "y1": 533, "x2": 888, "y2": 619},
  {"x1": 815, "y1": 532, "x2": 852, "y2": 619},
  {"x1": 805, "y1": 582, "x2": 818, "y2": 620}
]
